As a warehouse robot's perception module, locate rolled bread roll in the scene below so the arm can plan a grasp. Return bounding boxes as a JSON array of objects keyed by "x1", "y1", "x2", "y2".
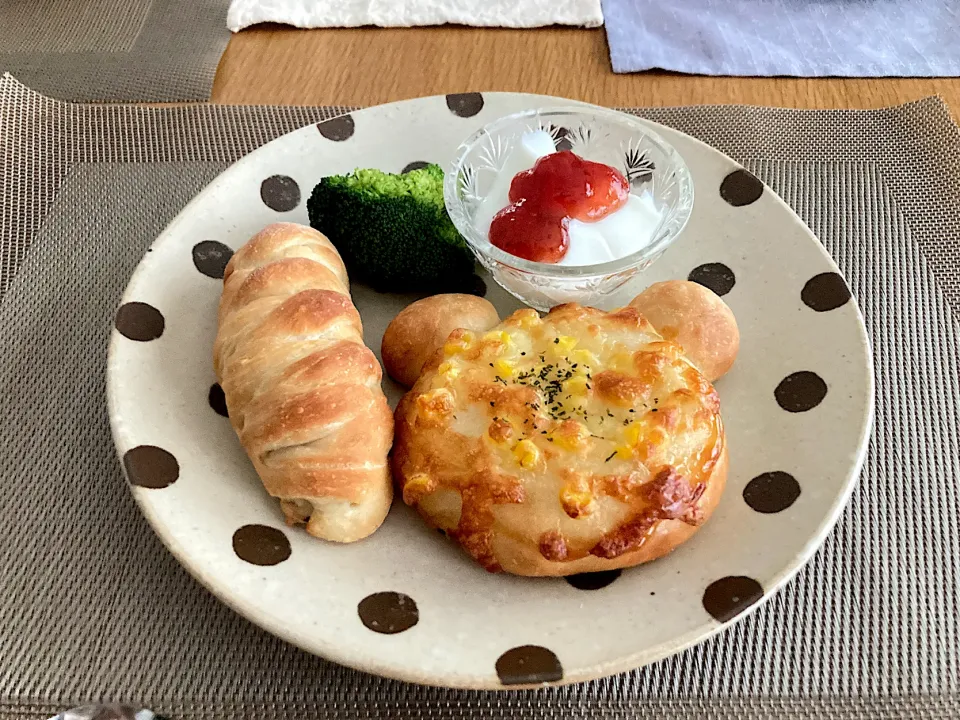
[{"x1": 214, "y1": 222, "x2": 394, "y2": 543}]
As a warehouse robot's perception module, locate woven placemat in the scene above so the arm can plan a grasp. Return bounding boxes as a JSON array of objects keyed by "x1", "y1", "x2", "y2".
[
  {"x1": 0, "y1": 1, "x2": 230, "y2": 102},
  {"x1": 1, "y1": 73, "x2": 959, "y2": 719}
]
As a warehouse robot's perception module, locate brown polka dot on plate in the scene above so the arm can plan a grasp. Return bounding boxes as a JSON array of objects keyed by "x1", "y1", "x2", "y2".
[
  {"x1": 802, "y1": 272, "x2": 851, "y2": 312},
  {"x1": 743, "y1": 471, "x2": 801, "y2": 513},
  {"x1": 358, "y1": 591, "x2": 419, "y2": 634},
  {"x1": 446, "y1": 92, "x2": 484, "y2": 118},
  {"x1": 123, "y1": 446, "x2": 179, "y2": 489},
  {"x1": 720, "y1": 168, "x2": 763, "y2": 207},
  {"x1": 208, "y1": 383, "x2": 228, "y2": 417},
  {"x1": 775, "y1": 371, "x2": 827, "y2": 412},
  {"x1": 192, "y1": 241, "x2": 233, "y2": 279},
  {"x1": 232, "y1": 525, "x2": 291, "y2": 566},
  {"x1": 402, "y1": 161, "x2": 431, "y2": 174},
  {"x1": 702, "y1": 576, "x2": 763, "y2": 622},
  {"x1": 317, "y1": 114, "x2": 355, "y2": 142},
  {"x1": 496, "y1": 645, "x2": 563, "y2": 685},
  {"x1": 260, "y1": 175, "x2": 301, "y2": 212},
  {"x1": 115, "y1": 302, "x2": 165, "y2": 341},
  {"x1": 565, "y1": 569, "x2": 622, "y2": 590},
  {"x1": 688, "y1": 263, "x2": 736, "y2": 296}
]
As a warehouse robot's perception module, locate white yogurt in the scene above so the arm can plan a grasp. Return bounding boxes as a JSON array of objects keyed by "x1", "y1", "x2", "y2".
[{"x1": 475, "y1": 130, "x2": 663, "y2": 266}]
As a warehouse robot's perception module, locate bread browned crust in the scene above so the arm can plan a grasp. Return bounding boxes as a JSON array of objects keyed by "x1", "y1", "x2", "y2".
[
  {"x1": 392, "y1": 303, "x2": 726, "y2": 576},
  {"x1": 629, "y1": 280, "x2": 740, "y2": 382},
  {"x1": 382, "y1": 294, "x2": 500, "y2": 387},
  {"x1": 214, "y1": 222, "x2": 394, "y2": 543}
]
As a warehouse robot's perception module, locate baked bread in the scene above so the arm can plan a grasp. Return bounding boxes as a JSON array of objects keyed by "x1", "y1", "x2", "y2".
[
  {"x1": 392, "y1": 303, "x2": 726, "y2": 576},
  {"x1": 382, "y1": 294, "x2": 500, "y2": 387},
  {"x1": 214, "y1": 222, "x2": 394, "y2": 543},
  {"x1": 629, "y1": 281, "x2": 739, "y2": 382}
]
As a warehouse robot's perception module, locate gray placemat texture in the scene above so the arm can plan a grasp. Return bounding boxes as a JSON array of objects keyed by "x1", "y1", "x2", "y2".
[
  {"x1": 0, "y1": 1, "x2": 231, "y2": 102},
  {"x1": 1, "y1": 73, "x2": 959, "y2": 719}
]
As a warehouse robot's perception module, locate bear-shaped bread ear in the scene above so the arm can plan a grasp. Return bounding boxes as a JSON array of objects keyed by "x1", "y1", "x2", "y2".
[{"x1": 629, "y1": 280, "x2": 739, "y2": 382}]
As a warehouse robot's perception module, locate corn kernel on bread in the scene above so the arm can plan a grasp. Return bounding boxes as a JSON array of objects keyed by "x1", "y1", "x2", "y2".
[{"x1": 392, "y1": 303, "x2": 727, "y2": 576}]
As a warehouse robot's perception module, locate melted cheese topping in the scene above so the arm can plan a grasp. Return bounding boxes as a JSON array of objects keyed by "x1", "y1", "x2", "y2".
[{"x1": 393, "y1": 303, "x2": 724, "y2": 572}]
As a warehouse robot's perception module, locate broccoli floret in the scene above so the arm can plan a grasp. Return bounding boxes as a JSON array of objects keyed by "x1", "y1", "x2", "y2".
[{"x1": 306, "y1": 164, "x2": 477, "y2": 293}]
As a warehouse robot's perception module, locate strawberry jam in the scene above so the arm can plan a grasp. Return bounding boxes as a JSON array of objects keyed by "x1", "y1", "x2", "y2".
[{"x1": 489, "y1": 151, "x2": 629, "y2": 263}]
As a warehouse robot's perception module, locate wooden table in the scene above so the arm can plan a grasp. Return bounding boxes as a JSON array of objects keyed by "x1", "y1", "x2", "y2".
[{"x1": 213, "y1": 25, "x2": 955, "y2": 111}]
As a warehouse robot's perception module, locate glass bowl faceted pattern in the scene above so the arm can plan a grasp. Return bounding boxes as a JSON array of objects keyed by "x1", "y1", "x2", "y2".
[{"x1": 444, "y1": 106, "x2": 695, "y2": 310}]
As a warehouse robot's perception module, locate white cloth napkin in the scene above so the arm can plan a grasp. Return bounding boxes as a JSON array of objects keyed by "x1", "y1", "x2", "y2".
[{"x1": 227, "y1": 0, "x2": 604, "y2": 30}]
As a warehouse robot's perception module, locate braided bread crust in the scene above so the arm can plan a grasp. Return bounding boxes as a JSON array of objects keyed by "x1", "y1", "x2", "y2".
[{"x1": 214, "y1": 223, "x2": 393, "y2": 542}]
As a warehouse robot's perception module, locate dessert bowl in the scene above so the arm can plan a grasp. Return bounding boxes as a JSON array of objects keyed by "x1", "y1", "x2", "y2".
[{"x1": 444, "y1": 106, "x2": 695, "y2": 310}]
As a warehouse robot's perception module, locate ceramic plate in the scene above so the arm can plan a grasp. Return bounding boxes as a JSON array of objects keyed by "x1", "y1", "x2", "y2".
[{"x1": 106, "y1": 93, "x2": 873, "y2": 689}]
